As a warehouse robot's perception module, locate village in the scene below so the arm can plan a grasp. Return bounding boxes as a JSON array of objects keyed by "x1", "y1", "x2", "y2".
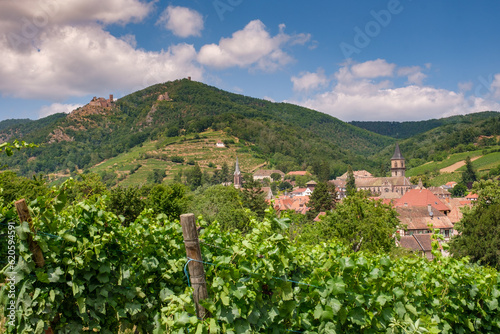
[{"x1": 228, "y1": 144, "x2": 476, "y2": 259}]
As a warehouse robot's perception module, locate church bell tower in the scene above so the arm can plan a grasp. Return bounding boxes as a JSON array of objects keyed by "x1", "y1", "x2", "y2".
[
  {"x1": 234, "y1": 157, "x2": 242, "y2": 189},
  {"x1": 391, "y1": 143, "x2": 406, "y2": 177}
]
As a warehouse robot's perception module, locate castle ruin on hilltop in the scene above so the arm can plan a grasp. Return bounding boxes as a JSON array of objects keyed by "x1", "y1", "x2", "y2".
[{"x1": 89, "y1": 94, "x2": 114, "y2": 108}]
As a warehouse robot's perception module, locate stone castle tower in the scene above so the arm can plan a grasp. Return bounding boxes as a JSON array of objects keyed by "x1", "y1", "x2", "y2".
[
  {"x1": 234, "y1": 157, "x2": 242, "y2": 189},
  {"x1": 391, "y1": 143, "x2": 406, "y2": 177}
]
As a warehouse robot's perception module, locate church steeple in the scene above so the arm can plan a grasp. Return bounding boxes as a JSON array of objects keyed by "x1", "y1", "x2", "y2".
[
  {"x1": 234, "y1": 157, "x2": 242, "y2": 189},
  {"x1": 391, "y1": 143, "x2": 406, "y2": 177}
]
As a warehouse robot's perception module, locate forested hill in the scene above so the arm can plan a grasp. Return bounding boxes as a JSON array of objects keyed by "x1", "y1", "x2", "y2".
[
  {"x1": 0, "y1": 79, "x2": 393, "y2": 179},
  {"x1": 371, "y1": 112, "x2": 500, "y2": 170},
  {"x1": 350, "y1": 111, "x2": 500, "y2": 139}
]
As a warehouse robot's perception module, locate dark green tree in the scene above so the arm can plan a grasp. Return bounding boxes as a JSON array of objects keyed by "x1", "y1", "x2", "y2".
[
  {"x1": 189, "y1": 185, "x2": 250, "y2": 232},
  {"x1": 346, "y1": 165, "x2": 356, "y2": 196},
  {"x1": 0, "y1": 171, "x2": 50, "y2": 203},
  {"x1": 461, "y1": 156, "x2": 477, "y2": 188},
  {"x1": 307, "y1": 182, "x2": 336, "y2": 219},
  {"x1": 317, "y1": 160, "x2": 331, "y2": 182},
  {"x1": 450, "y1": 183, "x2": 468, "y2": 197},
  {"x1": 304, "y1": 192, "x2": 400, "y2": 253},
  {"x1": 241, "y1": 179, "x2": 267, "y2": 218},
  {"x1": 270, "y1": 172, "x2": 282, "y2": 182},
  {"x1": 148, "y1": 169, "x2": 166, "y2": 184},
  {"x1": 108, "y1": 186, "x2": 145, "y2": 225},
  {"x1": 146, "y1": 183, "x2": 189, "y2": 220},
  {"x1": 67, "y1": 173, "x2": 108, "y2": 202},
  {"x1": 278, "y1": 181, "x2": 293, "y2": 192},
  {"x1": 221, "y1": 162, "x2": 230, "y2": 183},
  {"x1": 186, "y1": 164, "x2": 202, "y2": 190},
  {"x1": 450, "y1": 180, "x2": 500, "y2": 268}
]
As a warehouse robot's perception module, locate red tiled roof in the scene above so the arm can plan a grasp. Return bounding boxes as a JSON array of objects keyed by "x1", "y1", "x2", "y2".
[
  {"x1": 466, "y1": 193, "x2": 479, "y2": 200},
  {"x1": 394, "y1": 189, "x2": 450, "y2": 212},
  {"x1": 396, "y1": 206, "x2": 454, "y2": 230},
  {"x1": 399, "y1": 234, "x2": 433, "y2": 252}
]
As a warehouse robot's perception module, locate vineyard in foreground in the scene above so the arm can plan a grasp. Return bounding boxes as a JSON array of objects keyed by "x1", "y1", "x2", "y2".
[{"x1": 1, "y1": 183, "x2": 500, "y2": 333}]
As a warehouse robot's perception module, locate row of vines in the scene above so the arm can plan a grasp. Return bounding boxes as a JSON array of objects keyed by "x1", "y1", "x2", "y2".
[{"x1": 1, "y1": 183, "x2": 500, "y2": 333}]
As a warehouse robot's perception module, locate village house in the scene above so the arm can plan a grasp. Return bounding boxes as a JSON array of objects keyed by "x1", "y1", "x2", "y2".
[
  {"x1": 290, "y1": 187, "x2": 313, "y2": 197},
  {"x1": 273, "y1": 195, "x2": 310, "y2": 215},
  {"x1": 253, "y1": 169, "x2": 285, "y2": 181},
  {"x1": 215, "y1": 141, "x2": 225, "y2": 148},
  {"x1": 398, "y1": 234, "x2": 434, "y2": 259},
  {"x1": 394, "y1": 188, "x2": 451, "y2": 215},
  {"x1": 396, "y1": 205, "x2": 454, "y2": 240},
  {"x1": 337, "y1": 170, "x2": 373, "y2": 179},
  {"x1": 429, "y1": 187, "x2": 452, "y2": 200},
  {"x1": 465, "y1": 192, "x2": 479, "y2": 201}
]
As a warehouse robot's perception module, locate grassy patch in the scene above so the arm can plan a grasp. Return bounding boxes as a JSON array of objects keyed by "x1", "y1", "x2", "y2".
[
  {"x1": 407, "y1": 150, "x2": 485, "y2": 176},
  {"x1": 89, "y1": 130, "x2": 266, "y2": 186},
  {"x1": 457, "y1": 151, "x2": 500, "y2": 172},
  {"x1": 428, "y1": 172, "x2": 461, "y2": 187}
]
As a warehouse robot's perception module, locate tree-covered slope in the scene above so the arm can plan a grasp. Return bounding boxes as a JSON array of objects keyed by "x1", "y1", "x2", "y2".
[
  {"x1": 0, "y1": 79, "x2": 394, "y2": 179},
  {"x1": 372, "y1": 113, "x2": 500, "y2": 173},
  {"x1": 350, "y1": 111, "x2": 500, "y2": 139}
]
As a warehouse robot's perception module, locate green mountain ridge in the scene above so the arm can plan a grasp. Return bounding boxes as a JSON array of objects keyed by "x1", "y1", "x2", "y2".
[
  {"x1": 0, "y1": 79, "x2": 393, "y2": 181},
  {"x1": 350, "y1": 111, "x2": 500, "y2": 139},
  {"x1": 1, "y1": 79, "x2": 500, "y2": 185}
]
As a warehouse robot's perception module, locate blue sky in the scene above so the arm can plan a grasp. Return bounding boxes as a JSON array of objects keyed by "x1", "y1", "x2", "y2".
[{"x1": 1, "y1": 0, "x2": 500, "y2": 122}]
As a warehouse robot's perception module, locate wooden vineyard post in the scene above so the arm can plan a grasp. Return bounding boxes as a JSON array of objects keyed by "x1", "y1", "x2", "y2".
[
  {"x1": 15, "y1": 199, "x2": 45, "y2": 268},
  {"x1": 180, "y1": 213, "x2": 210, "y2": 319},
  {"x1": 15, "y1": 199, "x2": 55, "y2": 334}
]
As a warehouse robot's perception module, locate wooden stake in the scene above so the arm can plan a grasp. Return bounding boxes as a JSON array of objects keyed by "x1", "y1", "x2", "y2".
[
  {"x1": 15, "y1": 199, "x2": 45, "y2": 268},
  {"x1": 180, "y1": 213, "x2": 210, "y2": 319},
  {"x1": 15, "y1": 199, "x2": 56, "y2": 332}
]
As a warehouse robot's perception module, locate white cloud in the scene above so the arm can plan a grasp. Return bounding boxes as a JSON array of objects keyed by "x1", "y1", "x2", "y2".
[
  {"x1": 491, "y1": 73, "x2": 500, "y2": 98},
  {"x1": 288, "y1": 60, "x2": 500, "y2": 121},
  {"x1": 120, "y1": 34, "x2": 137, "y2": 48},
  {"x1": 458, "y1": 81, "x2": 473, "y2": 93},
  {"x1": 351, "y1": 59, "x2": 395, "y2": 78},
  {"x1": 0, "y1": 25, "x2": 203, "y2": 100},
  {"x1": 0, "y1": 0, "x2": 152, "y2": 35},
  {"x1": 197, "y1": 20, "x2": 306, "y2": 71},
  {"x1": 397, "y1": 66, "x2": 427, "y2": 86},
  {"x1": 291, "y1": 69, "x2": 330, "y2": 92},
  {"x1": 157, "y1": 5, "x2": 204, "y2": 38},
  {"x1": 39, "y1": 103, "x2": 81, "y2": 118}
]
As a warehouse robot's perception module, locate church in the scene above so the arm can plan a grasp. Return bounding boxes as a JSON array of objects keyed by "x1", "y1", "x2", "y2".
[{"x1": 333, "y1": 144, "x2": 413, "y2": 197}]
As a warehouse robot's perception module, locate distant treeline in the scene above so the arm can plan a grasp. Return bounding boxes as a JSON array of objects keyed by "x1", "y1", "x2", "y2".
[{"x1": 351, "y1": 111, "x2": 500, "y2": 139}]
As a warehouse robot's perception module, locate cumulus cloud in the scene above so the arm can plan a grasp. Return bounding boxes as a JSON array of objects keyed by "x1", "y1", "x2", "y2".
[
  {"x1": 0, "y1": 0, "x2": 152, "y2": 35},
  {"x1": 397, "y1": 66, "x2": 427, "y2": 86},
  {"x1": 0, "y1": 2, "x2": 203, "y2": 100},
  {"x1": 157, "y1": 5, "x2": 204, "y2": 38},
  {"x1": 288, "y1": 59, "x2": 500, "y2": 121},
  {"x1": 291, "y1": 69, "x2": 330, "y2": 92},
  {"x1": 197, "y1": 20, "x2": 308, "y2": 71},
  {"x1": 39, "y1": 102, "x2": 82, "y2": 118},
  {"x1": 491, "y1": 73, "x2": 500, "y2": 98},
  {"x1": 351, "y1": 59, "x2": 395, "y2": 78}
]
